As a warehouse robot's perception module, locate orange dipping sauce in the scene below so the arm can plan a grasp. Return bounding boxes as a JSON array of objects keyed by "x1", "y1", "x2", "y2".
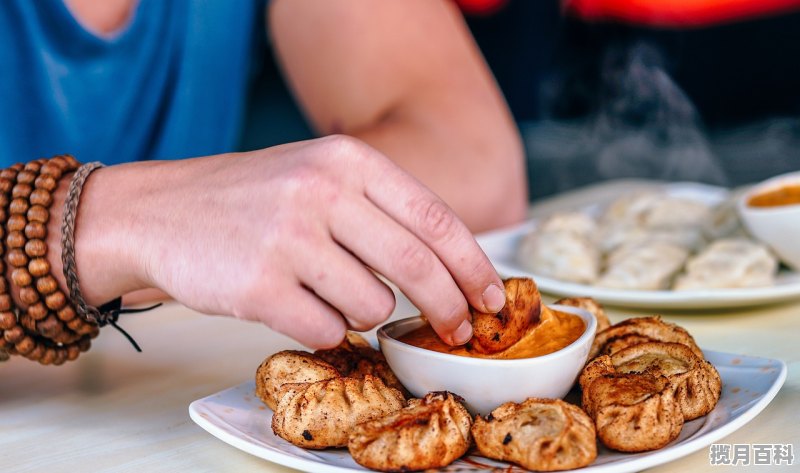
[
  {"x1": 398, "y1": 308, "x2": 585, "y2": 360},
  {"x1": 748, "y1": 183, "x2": 800, "y2": 207}
]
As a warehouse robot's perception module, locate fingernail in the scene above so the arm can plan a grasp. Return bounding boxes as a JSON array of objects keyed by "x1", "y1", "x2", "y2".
[
  {"x1": 452, "y1": 319, "x2": 473, "y2": 345},
  {"x1": 482, "y1": 284, "x2": 506, "y2": 313}
]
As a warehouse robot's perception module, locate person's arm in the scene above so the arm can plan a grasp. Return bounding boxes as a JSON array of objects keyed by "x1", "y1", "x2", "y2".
[
  {"x1": 42, "y1": 137, "x2": 505, "y2": 348},
  {"x1": 269, "y1": 0, "x2": 527, "y2": 233}
]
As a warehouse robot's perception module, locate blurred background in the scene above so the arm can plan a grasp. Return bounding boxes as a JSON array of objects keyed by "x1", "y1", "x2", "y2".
[{"x1": 241, "y1": 0, "x2": 800, "y2": 200}]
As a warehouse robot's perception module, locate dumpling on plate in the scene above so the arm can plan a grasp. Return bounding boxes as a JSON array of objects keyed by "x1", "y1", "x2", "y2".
[
  {"x1": 255, "y1": 350, "x2": 339, "y2": 411},
  {"x1": 601, "y1": 192, "x2": 711, "y2": 230},
  {"x1": 589, "y1": 316, "x2": 703, "y2": 360},
  {"x1": 579, "y1": 362, "x2": 683, "y2": 452},
  {"x1": 597, "y1": 225, "x2": 705, "y2": 253},
  {"x1": 348, "y1": 391, "x2": 472, "y2": 471},
  {"x1": 596, "y1": 241, "x2": 689, "y2": 290},
  {"x1": 271, "y1": 375, "x2": 405, "y2": 449},
  {"x1": 517, "y1": 229, "x2": 600, "y2": 284},
  {"x1": 609, "y1": 342, "x2": 722, "y2": 420},
  {"x1": 673, "y1": 239, "x2": 778, "y2": 290},
  {"x1": 538, "y1": 211, "x2": 597, "y2": 238},
  {"x1": 472, "y1": 398, "x2": 597, "y2": 471},
  {"x1": 315, "y1": 332, "x2": 408, "y2": 396}
]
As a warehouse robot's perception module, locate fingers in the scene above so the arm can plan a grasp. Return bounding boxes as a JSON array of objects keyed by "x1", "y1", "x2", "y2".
[
  {"x1": 248, "y1": 282, "x2": 348, "y2": 349},
  {"x1": 361, "y1": 157, "x2": 505, "y2": 314},
  {"x1": 295, "y1": 244, "x2": 397, "y2": 331},
  {"x1": 329, "y1": 197, "x2": 473, "y2": 346}
]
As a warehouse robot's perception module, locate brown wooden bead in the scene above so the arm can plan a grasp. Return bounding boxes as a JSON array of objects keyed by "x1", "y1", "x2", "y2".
[
  {"x1": 11, "y1": 268, "x2": 32, "y2": 287},
  {"x1": 36, "y1": 276, "x2": 59, "y2": 295},
  {"x1": 28, "y1": 257, "x2": 50, "y2": 276},
  {"x1": 0, "y1": 294, "x2": 12, "y2": 312},
  {"x1": 0, "y1": 193, "x2": 8, "y2": 208},
  {"x1": 10, "y1": 163, "x2": 24, "y2": 171},
  {"x1": 57, "y1": 306, "x2": 76, "y2": 322},
  {"x1": 0, "y1": 311, "x2": 16, "y2": 330},
  {"x1": 6, "y1": 230, "x2": 24, "y2": 249},
  {"x1": 40, "y1": 347, "x2": 56, "y2": 365},
  {"x1": 8, "y1": 249, "x2": 28, "y2": 267},
  {"x1": 28, "y1": 302, "x2": 48, "y2": 320},
  {"x1": 53, "y1": 331, "x2": 78, "y2": 345},
  {"x1": 37, "y1": 314, "x2": 62, "y2": 338},
  {"x1": 49, "y1": 156, "x2": 69, "y2": 170},
  {"x1": 0, "y1": 169, "x2": 17, "y2": 180},
  {"x1": 25, "y1": 343, "x2": 44, "y2": 361},
  {"x1": 15, "y1": 170, "x2": 36, "y2": 184},
  {"x1": 9, "y1": 198, "x2": 29, "y2": 215},
  {"x1": 78, "y1": 323, "x2": 98, "y2": 336},
  {"x1": 79, "y1": 336, "x2": 91, "y2": 352},
  {"x1": 29, "y1": 188, "x2": 53, "y2": 207},
  {"x1": 27, "y1": 205, "x2": 49, "y2": 223},
  {"x1": 6, "y1": 214, "x2": 26, "y2": 231},
  {"x1": 19, "y1": 287, "x2": 39, "y2": 305},
  {"x1": 0, "y1": 208, "x2": 6, "y2": 224},
  {"x1": 15, "y1": 335, "x2": 35, "y2": 355},
  {"x1": 45, "y1": 291, "x2": 67, "y2": 310},
  {"x1": 53, "y1": 348, "x2": 68, "y2": 365},
  {"x1": 67, "y1": 317, "x2": 83, "y2": 332},
  {"x1": 64, "y1": 155, "x2": 80, "y2": 169},
  {"x1": 24, "y1": 238, "x2": 46, "y2": 258},
  {"x1": 66, "y1": 343, "x2": 80, "y2": 361},
  {"x1": 0, "y1": 277, "x2": 6, "y2": 293},
  {"x1": 12, "y1": 183, "x2": 32, "y2": 199},
  {"x1": 40, "y1": 163, "x2": 63, "y2": 179},
  {"x1": 0, "y1": 225, "x2": 5, "y2": 240},
  {"x1": 34, "y1": 174, "x2": 57, "y2": 191},
  {"x1": 24, "y1": 221, "x2": 46, "y2": 239},
  {"x1": 24, "y1": 161, "x2": 42, "y2": 172},
  {"x1": 0, "y1": 335, "x2": 10, "y2": 349},
  {"x1": 0, "y1": 177, "x2": 13, "y2": 194},
  {"x1": 19, "y1": 313, "x2": 37, "y2": 331},
  {"x1": 3, "y1": 325, "x2": 23, "y2": 343}
]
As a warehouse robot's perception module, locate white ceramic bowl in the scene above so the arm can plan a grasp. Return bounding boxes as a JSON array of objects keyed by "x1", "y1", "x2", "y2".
[
  {"x1": 738, "y1": 171, "x2": 800, "y2": 271},
  {"x1": 377, "y1": 305, "x2": 596, "y2": 414}
]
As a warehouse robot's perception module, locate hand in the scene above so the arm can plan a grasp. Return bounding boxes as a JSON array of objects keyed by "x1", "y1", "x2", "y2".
[{"x1": 67, "y1": 135, "x2": 506, "y2": 348}]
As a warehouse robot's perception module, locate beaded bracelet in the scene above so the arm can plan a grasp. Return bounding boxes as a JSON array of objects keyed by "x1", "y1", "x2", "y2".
[{"x1": 0, "y1": 156, "x2": 96, "y2": 364}]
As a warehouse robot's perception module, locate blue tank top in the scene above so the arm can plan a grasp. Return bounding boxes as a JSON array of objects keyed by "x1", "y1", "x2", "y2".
[{"x1": 0, "y1": 0, "x2": 264, "y2": 166}]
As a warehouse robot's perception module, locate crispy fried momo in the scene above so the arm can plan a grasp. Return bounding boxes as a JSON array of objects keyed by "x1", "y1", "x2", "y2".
[
  {"x1": 610, "y1": 342, "x2": 722, "y2": 420},
  {"x1": 348, "y1": 392, "x2": 472, "y2": 471},
  {"x1": 554, "y1": 297, "x2": 611, "y2": 332},
  {"x1": 315, "y1": 332, "x2": 408, "y2": 396},
  {"x1": 580, "y1": 358, "x2": 683, "y2": 452},
  {"x1": 272, "y1": 375, "x2": 405, "y2": 449},
  {"x1": 472, "y1": 398, "x2": 597, "y2": 471},
  {"x1": 589, "y1": 316, "x2": 703, "y2": 360},
  {"x1": 255, "y1": 350, "x2": 339, "y2": 411}
]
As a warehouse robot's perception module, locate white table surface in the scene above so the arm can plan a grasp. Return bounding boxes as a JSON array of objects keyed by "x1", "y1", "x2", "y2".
[{"x1": 1, "y1": 179, "x2": 797, "y2": 473}]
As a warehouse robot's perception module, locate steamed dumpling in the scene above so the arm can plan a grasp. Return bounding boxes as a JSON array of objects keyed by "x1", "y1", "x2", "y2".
[
  {"x1": 673, "y1": 239, "x2": 778, "y2": 290},
  {"x1": 518, "y1": 227, "x2": 600, "y2": 284},
  {"x1": 596, "y1": 242, "x2": 689, "y2": 290}
]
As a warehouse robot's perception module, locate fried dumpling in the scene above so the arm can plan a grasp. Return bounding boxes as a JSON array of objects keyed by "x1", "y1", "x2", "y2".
[
  {"x1": 472, "y1": 398, "x2": 597, "y2": 471},
  {"x1": 673, "y1": 239, "x2": 777, "y2": 290},
  {"x1": 596, "y1": 241, "x2": 689, "y2": 290},
  {"x1": 579, "y1": 359, "x2": 683, "y2": 452},
  {"x1": 609, "y1": 342, "x2": 722, "y2": 420},
  {"x1": 255, "y1": 350, "x2": 339, "y2": 411},
  {"x1": 554, "y1": 297, "x2": 611, "y2": 332},
  {"x1": 589, "y1": 316, "x2": 703, "y2": 360},
  {"x1": 315, "y1": 332, "x2": 408, "y2": 396},
  {"x1": 272, "y1": 375, "x2": 405, "y2": 449},
  {"x1": 470, "y1": 278, "x2": 542, "y2": 354},
  {"x1": 348, "y1": 391, "x2": 472, "y2": 471}
]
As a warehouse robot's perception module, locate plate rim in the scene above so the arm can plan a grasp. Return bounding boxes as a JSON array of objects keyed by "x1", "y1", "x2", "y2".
[{"x1": 189, "y1": 350, "x2": 787, "y2": 473}]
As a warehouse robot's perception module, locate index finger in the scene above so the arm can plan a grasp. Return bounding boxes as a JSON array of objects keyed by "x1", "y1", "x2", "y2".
[{"x1": 362, "y1": 156, "x2": 506, "y2": 330}]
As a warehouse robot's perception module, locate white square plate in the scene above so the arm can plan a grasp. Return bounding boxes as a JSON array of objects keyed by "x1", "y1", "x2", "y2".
[{"x1": 189, "y1": 350, "x2": 786, "y2": 473}]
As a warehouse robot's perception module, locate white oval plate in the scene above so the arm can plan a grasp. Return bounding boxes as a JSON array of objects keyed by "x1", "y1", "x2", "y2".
[
  {"x1": 476, "y1": 183, "x2": 800, "y2": 310},
  {"x1": 189, "y1": 350, "x2": 786, "y2": 473}
]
